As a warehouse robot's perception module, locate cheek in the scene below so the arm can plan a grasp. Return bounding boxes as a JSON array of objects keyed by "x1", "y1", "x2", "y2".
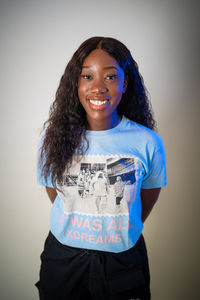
[
  {"x1": 78, "y1": 86, "x2": 84, "y2": 101},
  {"x1": 113, "y1": 84, "x2": 124, "y2": 99},
  {"x1": 114, "y1": 78, "x2": 124, "y2": 94},
  {"x1": 78, "y1": 83, "x2": 89, "y2": 99},
  {"x1": 78, "y1": 86, "x2": 88, "y2": 110}
]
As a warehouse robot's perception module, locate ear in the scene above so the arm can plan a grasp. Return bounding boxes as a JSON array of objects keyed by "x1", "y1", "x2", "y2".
[{"x1": 123, "y1": 78, "x2": 128, "y2": 93}]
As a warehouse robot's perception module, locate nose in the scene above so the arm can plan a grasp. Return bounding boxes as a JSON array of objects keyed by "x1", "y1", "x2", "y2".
[{"x1": 90, "y1": 78, "x2": 108, "y2": 93}]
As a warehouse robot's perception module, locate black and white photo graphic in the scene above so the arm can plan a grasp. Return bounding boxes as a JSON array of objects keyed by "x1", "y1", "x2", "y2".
[{"x1": 57, "y1": 155, "x2": 138, "y2": 215}]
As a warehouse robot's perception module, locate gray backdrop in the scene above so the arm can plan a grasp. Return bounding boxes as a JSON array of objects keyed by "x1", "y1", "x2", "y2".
[{"x1": 1, "y1": 0, "x2": 199, "y2": 299}]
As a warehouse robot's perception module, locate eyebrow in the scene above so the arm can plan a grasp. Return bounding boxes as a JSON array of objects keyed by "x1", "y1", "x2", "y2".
[{"x1": 82, "y1": 66, "x2": 118, "y2": 70}]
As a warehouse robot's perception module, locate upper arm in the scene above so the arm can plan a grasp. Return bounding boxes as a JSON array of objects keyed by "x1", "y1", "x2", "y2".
[
  {"x1": 37, "y1": 134, "x2": 55, "y2": 188},
  {"x1": 45, "y1": 186, "x2": 57, "y2": 203},
  {"x1": 140, "y1": 188, "x2": 161, "y2": 222},
  {"x1": 141, "y1": 135, "x2": 167, "y2": 190},
  {"x1": 141, "y1": 187, "x2": 161, "y2": 204}
]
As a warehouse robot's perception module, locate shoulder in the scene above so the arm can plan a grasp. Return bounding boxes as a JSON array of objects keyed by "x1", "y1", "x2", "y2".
[{"x1": 122, "y1": 116, "x2": 164, "y2": 151}]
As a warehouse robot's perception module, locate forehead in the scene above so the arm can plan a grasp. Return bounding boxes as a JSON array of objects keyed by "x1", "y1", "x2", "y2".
[{"x1": 82, "y1": 49, "x2": 120, "y2": 69}]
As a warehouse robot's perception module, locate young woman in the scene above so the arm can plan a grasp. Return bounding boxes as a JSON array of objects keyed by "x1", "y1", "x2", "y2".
[{"x1": 36, "y1": 36, "x2": 167, "y2": 300}]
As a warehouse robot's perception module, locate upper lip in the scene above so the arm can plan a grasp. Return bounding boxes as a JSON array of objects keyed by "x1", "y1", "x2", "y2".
[{"x1": 87, "y1": 95, "x2": 111, "y2": 101}]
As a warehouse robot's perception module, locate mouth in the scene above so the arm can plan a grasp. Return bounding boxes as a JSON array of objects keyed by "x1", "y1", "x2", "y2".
[
  {"x1": 87, "y1": 98, "x2": 110, "y2": 110},
  {"x1": 89, "y1": 99, "x2": 109, "y2": 105}
]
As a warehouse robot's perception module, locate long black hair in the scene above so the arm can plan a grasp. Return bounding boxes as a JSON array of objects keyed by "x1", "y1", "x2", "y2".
[{"x1": 39, "y1": 36, "x2": 156, "y2": 187}]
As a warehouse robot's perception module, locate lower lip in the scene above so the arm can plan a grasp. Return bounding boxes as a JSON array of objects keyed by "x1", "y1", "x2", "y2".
[{"x1": 88, "y1": 101, "x2": 109, "y2": 110}]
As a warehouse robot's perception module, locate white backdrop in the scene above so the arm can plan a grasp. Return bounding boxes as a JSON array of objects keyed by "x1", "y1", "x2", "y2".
[{"x1": 1, "y1": 0, "x2": 199, "y2": 299}]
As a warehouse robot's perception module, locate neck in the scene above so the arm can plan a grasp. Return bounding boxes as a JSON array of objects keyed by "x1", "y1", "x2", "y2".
[{"x1": 87, "y1": 114, "x2": 121, "y2": 131}]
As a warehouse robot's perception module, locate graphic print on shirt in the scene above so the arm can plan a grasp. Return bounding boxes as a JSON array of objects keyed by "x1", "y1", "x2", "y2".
[
  {"x1": 54, "y1": 155, "x2": 144, "y2": 252},
  {"x1": 56, "y1": 155, "x2": 139, "y2": 216}
]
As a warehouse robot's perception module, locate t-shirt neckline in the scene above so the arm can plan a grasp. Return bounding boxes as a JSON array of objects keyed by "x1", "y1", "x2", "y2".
[{"x1": 86, "y1": 116, "x2": 126, "y2": 136}]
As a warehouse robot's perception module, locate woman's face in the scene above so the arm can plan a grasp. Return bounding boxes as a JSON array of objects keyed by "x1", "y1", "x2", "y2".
[{"x1": 78, "y1": 49, "x2": 127, "y2": 130}]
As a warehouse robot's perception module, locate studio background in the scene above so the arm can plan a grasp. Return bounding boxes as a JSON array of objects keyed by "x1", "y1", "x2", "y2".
[{"x1": 1, "y1": 0, "x2": 199, "y2": 299}]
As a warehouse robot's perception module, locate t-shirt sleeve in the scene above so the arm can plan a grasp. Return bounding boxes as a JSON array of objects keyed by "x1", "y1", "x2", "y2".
[
  {"x1": 37, "y1": 136, "x2": 54, "y2": 188},
  {"x1": 141, "y1": 137, "x2": 167, "y2": 189}
]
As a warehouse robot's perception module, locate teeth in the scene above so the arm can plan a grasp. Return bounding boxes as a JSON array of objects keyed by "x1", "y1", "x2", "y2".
[{"x1": 89, "y1": 99, "x2": 108, "y2": 105}]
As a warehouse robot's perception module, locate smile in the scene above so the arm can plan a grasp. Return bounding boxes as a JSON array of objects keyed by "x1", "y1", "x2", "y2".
[{"x1": 89, "y1": 99, "x2": 109, "y2": 106}]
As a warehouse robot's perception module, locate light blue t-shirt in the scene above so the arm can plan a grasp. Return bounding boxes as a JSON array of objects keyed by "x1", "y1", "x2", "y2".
[{"x1": 37, "y1": 116, "x2": 167, "y2": 253}]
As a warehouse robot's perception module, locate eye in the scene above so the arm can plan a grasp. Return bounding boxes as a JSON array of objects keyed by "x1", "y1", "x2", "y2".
[
  {"x1": 80, "y1": 74, "x2": 92, "y2": 80},
  {"x1": 105, "y1": 74, "x2": 118, "y2": 80}
]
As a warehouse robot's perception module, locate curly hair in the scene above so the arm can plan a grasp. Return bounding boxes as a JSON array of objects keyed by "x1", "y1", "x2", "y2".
[{"x1": 39, "y1": 36, "x2": 156, "y2": 187}]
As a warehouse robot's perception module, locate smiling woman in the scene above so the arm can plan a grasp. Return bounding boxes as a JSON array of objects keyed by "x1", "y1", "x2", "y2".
[{"x1": 36, "y1": 36, "x2": 167, "y2": 300}]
